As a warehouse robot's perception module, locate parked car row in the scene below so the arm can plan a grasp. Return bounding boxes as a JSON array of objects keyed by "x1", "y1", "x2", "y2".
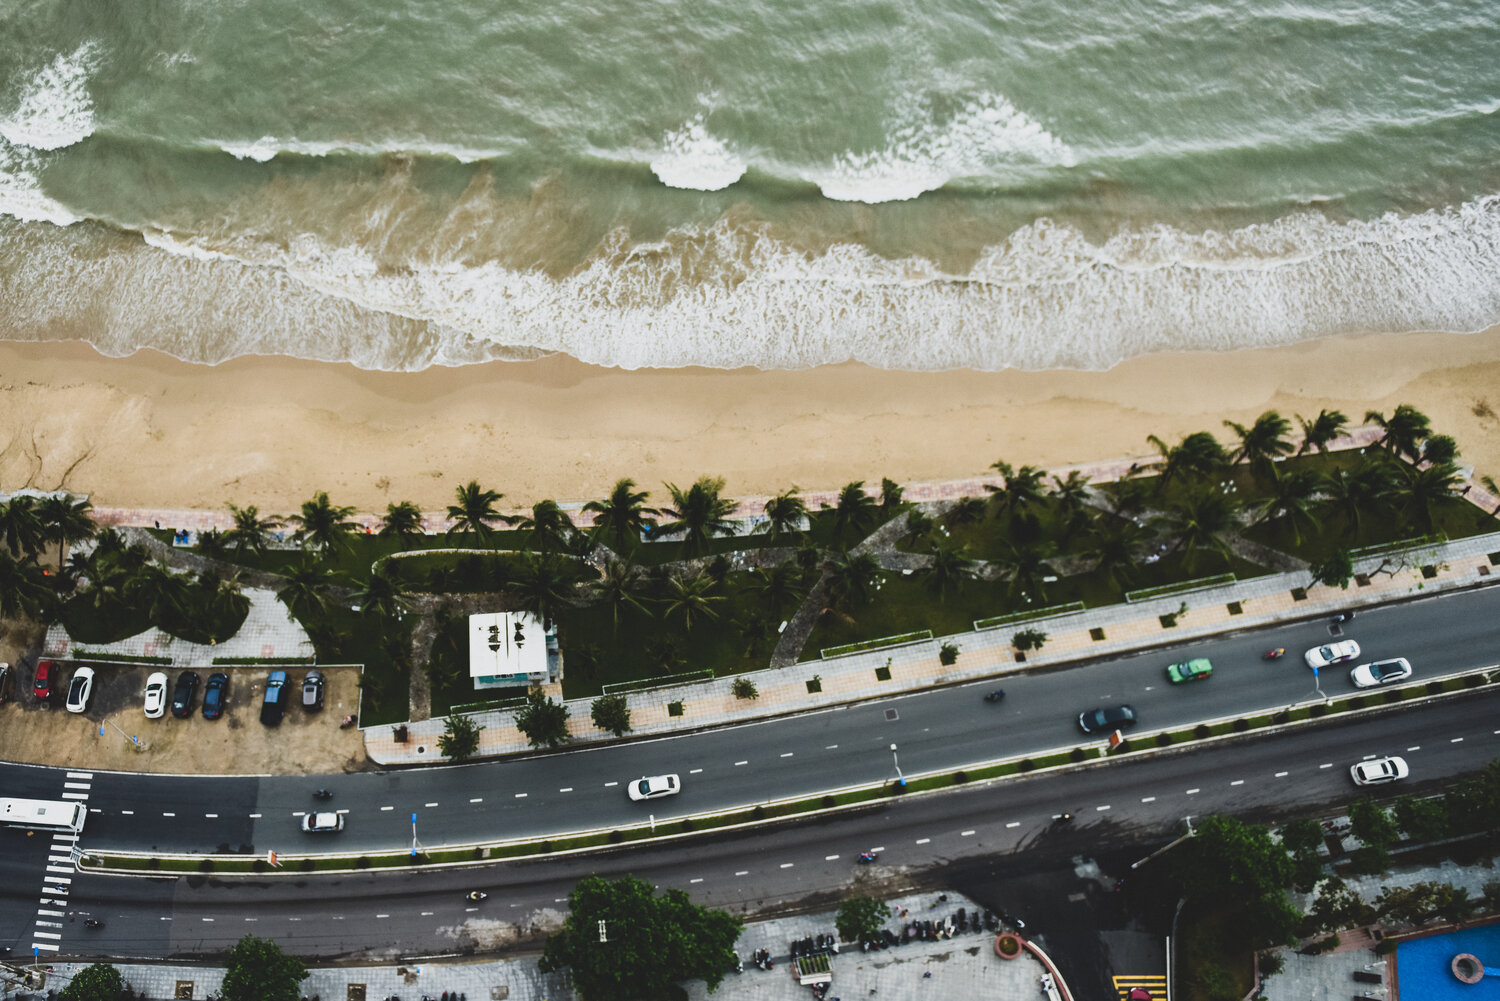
[{"x1": 23, "y1": 660, "x2": 332, "y2": 725}]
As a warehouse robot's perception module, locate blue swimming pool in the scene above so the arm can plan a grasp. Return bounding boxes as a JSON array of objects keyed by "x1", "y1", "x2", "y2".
[{"x1": 1397, "y1": 924, "x2": 1500, "y2": 1000}]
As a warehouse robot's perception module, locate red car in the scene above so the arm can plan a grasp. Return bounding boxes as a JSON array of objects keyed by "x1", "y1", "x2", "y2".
[{"x1": 34, "y1": 660, "x2": 55, "y2": 701}]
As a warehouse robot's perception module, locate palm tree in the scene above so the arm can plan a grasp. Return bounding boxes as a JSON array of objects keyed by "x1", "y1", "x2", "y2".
[
  {"x1": 1365, "y1": 405, "x2": 1432, "y2": 462},
  {"x1": 923, "y1": 545, "x2": 974, "y2": 600},
  {"x1": 124, "y1": 563, "x2": 187, "y2": 624},
  {"x1": 516, "y1": 499, "x2": 576, "y2": 554},
  {"x1": 0, "y1": 548, "x2": 54, "y2": 620},
  {"x1": 660, "y1": 571, "x2": 725, "y2": 631},
  {"x1": 946, "y1": 497, "x2": 988, "y2": 526},
  {"x1": 379, "y1": 501, "x2": 426, "y2": 549},
  {"x1": 276, "y1": 558, "x2": 344, "y2": 623},
  {"x1": 1421, "y1": 434, "x2": 1459, "y2": 466},
  {"x1": 749, "y1": 563, "x2": 804, "y2": 620},
  {"x1": 1254, "y1": 469, "x2": 1323, "y2": 546},
  {"x1": 589, "y1": 557, "x2": 652, "y2": 633},
  {"x1": 0, "y1": 495, "x2": 45, "y2": 558},
  {"x1": 823, "y1": 551, "x2": 881, "y2": 618},
  {"x1": 354, "y1": 568, "x2": 412, "y2": 620},
  {"x1": 659, "y1": 477, "x2": 737, "y2": 556},
  {"x1": 1481, "y1": 475, "x2": 1500, "y2": 519},
  {"x1": 996, "y1": 539, "x2": 1057, "y2": 604},
  {"x1": 583, "y1": 479, "x2": 659, "y2": 552},
  {"x1": 512, "y1": 553, "x2": 579, "y2": 629},
  {"x1": 1390, "y1": 461, "x2": 1462, "y2": 534},
  {"x1": 1158, "y1": 489, "x2": 1242, "y2": 569},
  {"x1": 904, "y1": 508, "x2": 936, "y2": 551},
  {"x1": 195, "y1": 528, "x2": 231, "y2": 562},
  {"x1": 35, "y1": 494, "x2": 96, "y2": 572},
  {"x1": 1321, "y1": 464, "x2": 1397, "y2": 538},
  {"x1": 879, "y1": 478, "x2": 906, "y2": 516},
  {"x1": 1146, "y1": 432, "x2": 1229, "y2": 491},
  {"x1": 446, "y1": 481, "x2": 511, "y2": 543},
  {"x1": 1050, "y1": 470, "x2": 1096, "y2": 544},
  {"x1": 986, "y1": 462, "x2": 1047, "y2": 519},
  {"x1": 757, "y1": 489, "x2": 808, "y2": 543},
  {"x1": 829, "y1": 481, "x2": 881, "y2": 548},
  {"x1": 287, "y1": 491, "x2": 362, "y2": 557},
  {"x1": 1085, "y1": 520, "x2": 1149, "y2": 589},
  {"x1": 1296, "y1": 409, "x2": 1349, "y2": 455},
  {"x1": 225, "y1": 504, "x2": 282, "y2": 558},
  {"x1": 1223, "y1": 410, "x2": 1294, "y2": 481}
]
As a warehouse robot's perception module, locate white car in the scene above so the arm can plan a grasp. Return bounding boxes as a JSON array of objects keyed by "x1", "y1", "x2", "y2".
[
  {"x1": 1305, "y1": 640, "x2": 1360, "y2": 669},
  {"x1": 301, "y1": 812, "x2": 345, "y2": 833},
  {"x1": 1351, "y1": 756, "x2": 1409, "y2": 786},
  {"x1": 628, "y1": 774, "x2": 681, "y2": 801},
  {"x1": 1350, "y1": 658, "x2": 1412, "y2": 689},
  {"x1": 65, "y1": 666, "x2": 95, "y2": 714},
  {"x1": 143, "y1": 671, "x2": 169, "y2": 718}
]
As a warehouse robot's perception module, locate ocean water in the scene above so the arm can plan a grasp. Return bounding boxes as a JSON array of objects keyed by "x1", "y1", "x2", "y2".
[{"x1": 0, "y1": 0, "x2": 1498, "y2": 372}]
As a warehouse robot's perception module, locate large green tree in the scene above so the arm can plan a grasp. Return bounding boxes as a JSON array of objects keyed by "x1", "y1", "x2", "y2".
[
  {"x1": 378, "y1": 500, "x2": 426, "y2": 549},
  {"x1": 1224, "y1": 410, "x2": 1294, "y2": 481},
  {"x1": 0, "y1": 494, "x2": 45, "y2": 557},
  {"x1": 446, "y1": 480, "x2": 511, "y2": 543},
  {"x1": 590, "y1": 693, "x2": 633, "y2": 736},
  {"x1": 59, "y1": 962, "x2": 123, "y2": 1001},
  {"x1": 36, "y1": 493, "x2": 96, "y2": 571},
  {"x1": 836, "y1": 897, "x2": 890, "y2": 944},
  {"x1": 829, "y1": 481, "x2": 881, "y2": 548},
  {"x1": 0, "y1": 549, "x2": 54, "y2": 621},
  {"x1": 286, "y1": 491, "x2": 362, "y2": 557},
  {"x1": 757, "y1": 488, "x2": 808, "y2": 543},
  {"x1": 517, "y1": 499, "x2": 577, "y2": 554},
  {"x1": 539, "y1": 875, "x2": 743, "y2": 1001},
  {"x1": 1365, "y1": 404, "x2": 1431, "y2": 461},
  {"x1": 220, "y1": 934, "x2": 308, "y2": 1001},
  {"x1": 515, "y1": 688, "x2": 570, "y2": 748},
  {"x1": 225, "y1": 503, "x2": 282, "y2": 558},
  {"x1": 584, "y1": 479, "x2": 659, "y2": 552},
  {"x1": 438, "y1": 713, "x2": 482, "y2": 761},
  {"x1": 660, "y1": 477, "x2": 738, "y2": 557},
  {"x1": 1296, "y1": 408, "x2": 1349, "y2": 455}
]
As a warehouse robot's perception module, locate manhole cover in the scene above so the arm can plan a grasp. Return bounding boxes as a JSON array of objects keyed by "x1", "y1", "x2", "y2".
[
  {"x1": 174, "y1": 982, "x2": 194, "y2": 1000},
  {"x1": 884, "y1": 709, "x2": 899, "y2": 721},
  {"x1": 348, "y1": 986, "x2": 367, "y2": 1001}
]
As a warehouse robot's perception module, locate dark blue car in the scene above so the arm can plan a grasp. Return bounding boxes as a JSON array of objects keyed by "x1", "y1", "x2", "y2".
[
  {"x1": 202, "y1": 672, "x2": 229, "y2": 720},
  {"x1": 259, "y1": 670, "x2": 288, "y2": 726}
]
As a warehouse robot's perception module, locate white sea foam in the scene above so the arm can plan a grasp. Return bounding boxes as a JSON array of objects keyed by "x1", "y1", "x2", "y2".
[
  {"x1": 114, "y1": 192, "x2": 1500, "y2": 374},
  {"x1": 0, "y1": 43, "x2": 98, "y2": 151},
  {"x1": 812, "y1": 92, "x2": 1075, "y2": 203},
  {"x1": 650, "y1": 114, "x2": 747, "y2": 191},
  {"x1": 0, "y1": 141, "x2": 81, "y2": 226},
  {"x1": 218, "y1": 135, "x2": 506, "y2": 164}
]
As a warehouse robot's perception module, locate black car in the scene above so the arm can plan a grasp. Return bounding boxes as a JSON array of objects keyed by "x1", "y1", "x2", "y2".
[
  {"x1": 1078, "y1": 704, "x2": 1137, "y2": 734},
  {"x1": 171, "y1": 671, "x2": 201, "y2": 719},
  {"x1": 302, "y1": 670, "x2": 325, "y2": 712},
  {"x1": 202, "y1": 672, "x2": 229, "y2": 720}
]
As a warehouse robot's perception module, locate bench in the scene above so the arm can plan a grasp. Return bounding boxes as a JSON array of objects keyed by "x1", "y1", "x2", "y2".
[{"x1": 1352, "y1": 970, "x2": 1383, "y2": 984}]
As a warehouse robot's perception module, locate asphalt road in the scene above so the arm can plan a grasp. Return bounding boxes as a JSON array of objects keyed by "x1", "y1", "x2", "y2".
[
  {"x1": 23, "y1": 583, "x2": 1500, "y2": 856},
  {"x1": 14, "y1": 686, "x2": 1499, "y2": 961}
]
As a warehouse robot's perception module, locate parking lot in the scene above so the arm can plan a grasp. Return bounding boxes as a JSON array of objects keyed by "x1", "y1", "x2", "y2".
[{"x1": 0, "y1": 654, "x2": 370, "y2": 776}]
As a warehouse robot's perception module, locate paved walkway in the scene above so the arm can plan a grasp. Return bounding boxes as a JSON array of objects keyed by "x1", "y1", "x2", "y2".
[{"x1": 1, "y1": 890, "x2": 1064, "y2": 1001}]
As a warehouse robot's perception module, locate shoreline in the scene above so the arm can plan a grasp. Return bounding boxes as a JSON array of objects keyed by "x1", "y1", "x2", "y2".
[{"x1": 2, "y1": 327, "x2": 1499, "y2": 516}]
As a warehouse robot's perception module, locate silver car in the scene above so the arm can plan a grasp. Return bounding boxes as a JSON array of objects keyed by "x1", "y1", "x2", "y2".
[{"x1": 301, "y1": 811, "x2": 345, "y2": 833}]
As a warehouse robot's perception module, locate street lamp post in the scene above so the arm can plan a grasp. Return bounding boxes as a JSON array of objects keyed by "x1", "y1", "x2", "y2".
[
  {"x1": 98, "y1": 719, "x2": 141, "y2": 748},
  {"x1": 890, "y1": 743, "x2": 905, "y2": 787}
]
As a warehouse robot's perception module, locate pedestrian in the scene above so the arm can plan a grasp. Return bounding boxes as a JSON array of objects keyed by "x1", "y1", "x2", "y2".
[{"x1": 922, "y1": 972, "x2": 932, "y2": 979}]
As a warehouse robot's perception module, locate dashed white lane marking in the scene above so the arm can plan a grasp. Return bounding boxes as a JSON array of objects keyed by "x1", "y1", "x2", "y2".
[
  {"x1": 825, "y1": 744, "x2": 839, "y2": 750},
  {"x1": 735, "y1": 760, "x2": 748, "y2": 766},
  {"x1": 425, "y1": 802, "x2": 439, "y2": 807},
  {"x1": 690, "y1": 878, "x2": 704, "y2": 884},
  {"x1": 381, "y1": 806, "x2": 393, "y2": 811},
  {"x1": 1451, "y1": 737, "x2": 1465, "y2": 743},
  {"x1": 779, "y1": 863, "x2": 794, "y2": 869},
  {"x1": 287, "y1": 917, "x2": 301, "y2": 922},
  {"x1": 376, "y1": 914, "x2": 389, "y2": 919},
  {"x1": 464, "y1": 907, "x2": 478, "y2": 913},
  {"x1": 514, "y1": 793, "x2": 528, "y2": 798},
  {"x1": 33, "y1": 931, "x2": 61, "y2": 939},
  {"x1": 690, "y1": 768, "x2": 703, "y2": 774},
  {"x1": 201, "y1": 917, "x2": 214, "y2": 923},
  {"x1": 825, "y1": 855, "x2": 840, "y2": 861},
  {"x1": 469, "y1": 798, "x2": 483, "y2": 803},
  {"x1": 1408, "y1": 746, "x2": 1420, "y2": 751},
  {"x1": 420, "y1": 911, "x2": 434, "y2": 917},
  {"x1": 37, "y1": 910, "x2": 62, "y2": 918},
  {"x1": 244, "y1": 917, "x2": 257, "y2": 922},
  {"x1": 1095, "y1": 805, "x2": 1111, "y2": 812},
  {"x1": 249, "y1": 813, "x2": 261, "y2": 818},
  {"x1": 960, "y1": 830, "x2": 975, "y2": 837},
  {"x1": 872, "y1": 846, "x2": 886, "y2": 852},
  {"x1": 205, "y1": 813, "x2": 219, "y2": 818},
  {"x1": 916, "y1": 838, "x2": 931, "y2": 845},
  {"x1": 162, "y1": 812, "x2": 176, "y2": 817},
  {"x1": 1275, "y1": 772, "x2": 1288, "y2": 778},
  {"x1": 1230, "y1": 780, "x2": 1244, "y2": 787},
  {"x1": 121, "y1": 810, "x2": 134, "y2": 815},
  {"x1": 780, "y1": 752, "x2": 794, "y2": 758},
  {"x1": 1319, "y1": 763, "x2": 1333, "y2": 769},
  {"x1": 1141, "y1": 796, "x2": 1156, "y2": 803},
  {"x1": 559, "y1": 787, "x2": 573, "y2": 793},
  {"x1": 736, "y1": 871, "x2": 749, "y2": 876},
  {"x1": 604, "y1": 781, "x2": 619, "y2": 787},
  {"x1": 1006, "y1": 821, "x2": 1020, "y2": 828},
  {"x1": 1186, "y1": 789, "x2": 1200, "y2": 795},
  {"x1": 159, "y1": 916, "x2": 171, "y2": 921}
]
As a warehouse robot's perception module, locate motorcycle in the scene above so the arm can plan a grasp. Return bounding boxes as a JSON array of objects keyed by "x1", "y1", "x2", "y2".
[
  {"x1": 1262, "y1": 648, "x2": 1285, "y2": 660},
  {"x1": 83, "y1": 918, "x2": 104, "y2": 929},
  {"x1": 313, "y1": 789, "x2": 333, "y2": 801},
  {"x1": 465, "y1": 891, "x2": 487, "y2": 902},
  {"x1": 1331, "y1": 612, "x2": 1356, "y2": 625},
  {"x1": 340, "y1": 714, "x2": 357, "y2": 729},
  {"x1": 857, "y1": 852, "x2": 878, "y2": 864},
  {"x1": 983, "y1": 689, "x2": 1006, "y2": 703}
]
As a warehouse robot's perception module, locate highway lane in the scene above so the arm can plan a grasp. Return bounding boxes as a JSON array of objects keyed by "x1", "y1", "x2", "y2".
[
  {"x1": 39, "y1": 582, "x2": 1500, "y2": 855},
  {"x1": 42, "y1": 688, "x2": 1500, "y2": 960}
]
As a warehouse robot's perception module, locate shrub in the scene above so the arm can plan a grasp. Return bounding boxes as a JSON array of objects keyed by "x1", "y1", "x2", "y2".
[
  {"x1": 1069, "y1": 748, "x2": 1086, "y2": 762},
  {"x1": 1012, "y1": 628, "x2": 1048, "y2": 651},
  {"x1": 1155, "y1": 733, "x2": 1174, "y2": 747},
  {"x1": 939, "y1": 642, "x2": 959, "y2": 665},
  {"x1": 667, "y1": 700, "x2": 685, "y2": 717},
  {"x1": 1194, "y1": 724, "x2": 1211, "y2": 738},
  {"x1": 731, "y1": 677, "x2": 759, "y2": 700},
  {"x1": 806, "y1": 676, "x2": 822, "y2": 694}
]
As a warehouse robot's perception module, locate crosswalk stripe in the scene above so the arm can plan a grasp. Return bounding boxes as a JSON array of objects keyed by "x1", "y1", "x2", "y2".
[
  {"x1": 32, "y1": 931, "x2": 61, "y2": 940},
  {"x1": 32, "y1": 942, "x2": 59, "y2": 952}
]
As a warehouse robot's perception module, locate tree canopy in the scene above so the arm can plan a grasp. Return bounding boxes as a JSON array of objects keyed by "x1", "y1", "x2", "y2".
[
  {"x1": 540, "y1": 874, "x2": 743, "y2": 1001},
  {"x1": 516, "y1": 688, "x2": 571, "y2": 748},
  {"x1": 221, "y1": 935, "x2": 308, "y2": 1001},
  {"x1": 59, "y1": 963, "x2": 123, "y2": 1001}
]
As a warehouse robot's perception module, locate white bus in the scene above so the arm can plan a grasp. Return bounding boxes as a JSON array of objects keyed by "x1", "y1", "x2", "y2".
[{"x1": 0, "y1": 797, "x2": 86, "y2": 833}]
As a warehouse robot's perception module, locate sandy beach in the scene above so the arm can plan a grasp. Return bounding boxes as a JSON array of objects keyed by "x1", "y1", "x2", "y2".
[{"x1": 1, "y1": 328, "x2": 1498, "y2": 518}]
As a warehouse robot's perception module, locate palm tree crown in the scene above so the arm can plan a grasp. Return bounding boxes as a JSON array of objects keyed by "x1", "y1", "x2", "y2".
[
  {"x1": 1296, "y1": 409, "x2": 1349, "y2": 455},
  {"x1": 36, "y1": 493, "x2": 96, "y2": 571},
  {"x1": 659, "y1": 477, "x2": 738, "y2": 556},
  {"x1": 225, "y1": 504, "x2": 282, "y2": 557},
  {"x1": 757, "y1": 489, "x2": 808, "y2": 543},
  {"x1": 829, "y1": 481, "x2": 881, "y2": 548},
  {"x1": 379, "y1": 501, "x2": 426, "y2": 549},
  {"x1": 0, "y1": 495, "x2": 45, "y2": 558},
  {"x1": 582, "y1": 479, "x2": 658, "y2": 552},
  {"x1": 287, "y1": 491, "x2": 362, "y2": 556},
  {"x1": 1223, "y1": 411, "x2": 1293, "y2": 480},
  {"x1": 446, "y1": 481, "x2": 511, "y2": 542},
  {"x1": 517, "y1": 500, "x2": 576, "y2": 553},
  {"x1": 1365, "y1": 404, "x2": 1432, "y2": 462}
]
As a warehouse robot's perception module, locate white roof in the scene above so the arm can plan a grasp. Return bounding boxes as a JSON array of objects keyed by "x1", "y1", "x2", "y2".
[{"x1": 468, "y1": 611, "x2": 548, "y2": 681}]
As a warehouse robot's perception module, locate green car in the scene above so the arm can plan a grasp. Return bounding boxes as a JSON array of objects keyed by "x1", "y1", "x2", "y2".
[{"x1": 1166, "y1": 658, "x2": 1213, "y2": 684}]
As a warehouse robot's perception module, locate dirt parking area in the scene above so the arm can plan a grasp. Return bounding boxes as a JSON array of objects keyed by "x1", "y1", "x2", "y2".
[{"x1": 0, "y1": 631, "x2": 372, "y2": 776}]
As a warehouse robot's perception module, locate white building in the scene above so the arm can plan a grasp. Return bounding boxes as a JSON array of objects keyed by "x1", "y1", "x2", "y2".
[{"x1": 467, "y1": 611, "x2": 559, "y2": 689}]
